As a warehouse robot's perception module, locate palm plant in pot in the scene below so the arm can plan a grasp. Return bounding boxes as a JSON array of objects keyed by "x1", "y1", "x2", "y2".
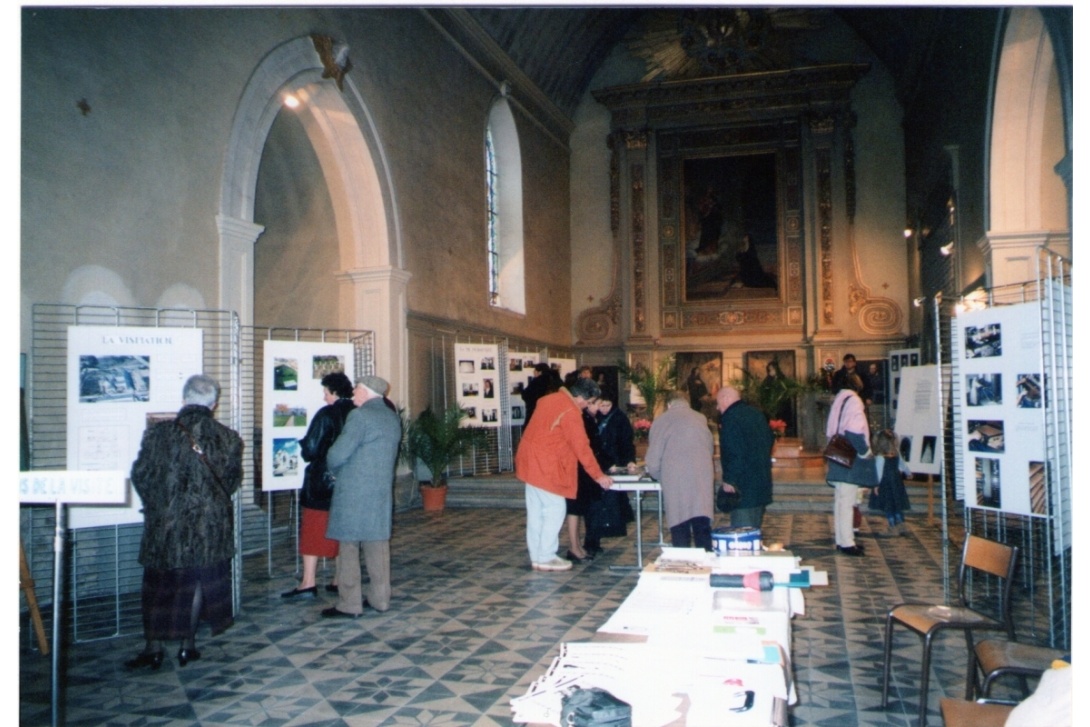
[{"x1": 402, "y1": 405, "x2": 487, "y2": 511}]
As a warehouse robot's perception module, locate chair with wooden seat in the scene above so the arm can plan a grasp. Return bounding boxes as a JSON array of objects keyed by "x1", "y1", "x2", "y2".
[
  {"x1": 971, "y1": 637, "x2": 1066, "y2": 699},
  {"x1": 881, "y1": 534, "x2": 1019, "y2": 727},
  {"x1": 939, "y1": 697, "x2": 1014, "y2": 727}
]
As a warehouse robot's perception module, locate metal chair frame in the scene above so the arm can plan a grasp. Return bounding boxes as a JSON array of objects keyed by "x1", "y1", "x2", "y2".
[{"x1": 881, "y1": 534, "x2": 1019, "y2": 727}]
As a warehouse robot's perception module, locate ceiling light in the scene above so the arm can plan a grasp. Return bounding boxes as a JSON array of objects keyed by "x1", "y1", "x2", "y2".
[{"x1": 283, "y1": 94, "x2": 300, "y2": 109}]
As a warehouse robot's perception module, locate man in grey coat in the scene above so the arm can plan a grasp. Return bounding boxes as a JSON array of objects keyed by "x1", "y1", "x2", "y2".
[
  {"x1": 645, "y1": 390, "x2": 715, "y2": 550},
  {"x1": 322, "y1": 375, "x2": 402, "y2": 618}
]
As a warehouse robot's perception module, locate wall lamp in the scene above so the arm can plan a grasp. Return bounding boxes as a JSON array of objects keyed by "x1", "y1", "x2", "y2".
[
  {"x1": 940, "y1": 242, "x2": 955, "y2": 256},
  {"x1": 913, "y1": 297, "x2": 927, "y2": 308}
]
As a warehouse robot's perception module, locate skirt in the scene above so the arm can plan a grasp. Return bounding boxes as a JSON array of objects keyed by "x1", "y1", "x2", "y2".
[
  {"x1": 142, "y1": 560, "x2": 233, "y2": 640},
  {"x1": 300, "y1": 507, "x2": 340, "y2": 558}
]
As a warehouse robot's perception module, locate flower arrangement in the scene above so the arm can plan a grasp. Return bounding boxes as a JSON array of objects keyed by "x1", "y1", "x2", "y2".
[
  {"x1": 632, "y1": 417, "x2": 652, "y2": 441},
  {"x1": 769, "y1": 419, "x2": 788, "y2": 438}
]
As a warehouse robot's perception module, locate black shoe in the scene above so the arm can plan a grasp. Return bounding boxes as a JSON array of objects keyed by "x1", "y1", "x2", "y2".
[
  {"x1": 124, "y1": 651, "x2": 164, "y2": 671},
  {"x1": 836, "y1": 545, "x2": 865, "y2": 556},
  {"x1": 325, "y1": 584, "x2": 339, "y2": 594},
  {"x1": 176, "y1": 647, "x2": 201, "y2": 667},
  {"x1": 565, "y1": 550, "x2": 588, "y2": 564},
  {"x1": 281, "y1": 586, "x2": 318, "y2": 599},
  {"x1": 583, "y1": 543, "x2": 602, "y2": 557},
  {"x1": 321, "y1": 606, "x2": 361, "y2": 619}
]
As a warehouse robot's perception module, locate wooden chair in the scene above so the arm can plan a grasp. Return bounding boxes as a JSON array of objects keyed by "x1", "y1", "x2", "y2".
[
  {"x1": 939, "y1": 697, "x2": 1014, "y2": 727},
  {"x1": 971, "y1": 637, "x2": 1066, "y2": 699},
  {"x1": 881, "y1": 535, "x2": 1019, "y2": 727}
]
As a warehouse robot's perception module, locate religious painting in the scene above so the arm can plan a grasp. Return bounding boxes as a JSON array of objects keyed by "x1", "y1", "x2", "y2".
[
  {"x1": 676, "y1": 352, "x2": 722, "y2": 424},
  {"x1": 683, "y1": 153, "x2": 778, "y2": 302},
  {"x1": 743, "y1": 350, "x2": 797, "y2": 435}
]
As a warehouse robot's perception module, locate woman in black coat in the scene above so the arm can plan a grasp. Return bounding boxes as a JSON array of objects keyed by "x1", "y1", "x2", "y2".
[
  {"x1": 126, "y1": 375, "x2": 243, "y2": 670},
  {"x1": 281, "y1": 371, "x2": 356, "y2": 599}
]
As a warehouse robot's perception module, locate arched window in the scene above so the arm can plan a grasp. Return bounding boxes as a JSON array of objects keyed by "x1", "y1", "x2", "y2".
[{"x1": 485, "y1": 97, "x2": 525, "y2": 313}]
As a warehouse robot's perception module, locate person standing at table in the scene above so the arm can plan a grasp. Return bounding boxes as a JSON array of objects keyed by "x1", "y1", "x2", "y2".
[
  {"x1": 645, "y1": 390, "x2": 715, "y2": 550},
  {"x1": 515, "y1": 377, "x2": 613, "y2": 571},
  {"x1": 716, "y1": 384, "x2": 774, "y2": 530},
  {"x1": 126, "y1": 374, "x2": 243, "y2": 669}
]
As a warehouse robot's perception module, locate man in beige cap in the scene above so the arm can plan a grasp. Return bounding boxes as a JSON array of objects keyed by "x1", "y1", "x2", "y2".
[{"x1": 323, "y1": 375, "x2": 402, "y2": 618}]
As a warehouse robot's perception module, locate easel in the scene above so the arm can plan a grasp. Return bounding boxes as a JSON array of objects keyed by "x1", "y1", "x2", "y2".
[{"x1": 19, "y1": 540, "x2": 50, "y2": 655}]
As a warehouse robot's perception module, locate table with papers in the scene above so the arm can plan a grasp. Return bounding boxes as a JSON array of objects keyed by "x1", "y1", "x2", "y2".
[{"x1": 512, "y1": 548, "x2": 822, "y2": 727}]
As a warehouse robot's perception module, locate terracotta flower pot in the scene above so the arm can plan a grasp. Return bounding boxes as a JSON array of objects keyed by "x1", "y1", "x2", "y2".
[{"x1": 420, "y1": 483, "x2": 448, "y2": 512}]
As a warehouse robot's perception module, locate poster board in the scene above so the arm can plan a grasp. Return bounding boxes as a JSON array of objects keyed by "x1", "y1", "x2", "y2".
[
  {"x1": 507, "y1": 351, "x2": 541, "y2": 426},
  {"x1": 67, "y1": 326, "x2": 204, "y2": 528},
  {"x1": 953, "y1": 303, "x2": 1046, "y2": 516},
  {"x1": 262, "y1": 340, "x2": 355, "y2": 492},
  {"x1": 548, "y1": 357, "x2": 577, "y2": 381},
  {"x1": 891, "y1": 365, "x2": 943, "y2": 476},
  {"x1": 887, "y1": 347, "x2": 920, "y2": 414},
  {"x1": 455, "y1": 343, "x2": 501, "y2": 427}
]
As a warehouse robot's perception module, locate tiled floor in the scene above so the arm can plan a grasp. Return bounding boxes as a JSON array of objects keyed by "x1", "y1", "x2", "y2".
[{"x1": 21, "y1": 506, "x2": 985, "y2": 726}]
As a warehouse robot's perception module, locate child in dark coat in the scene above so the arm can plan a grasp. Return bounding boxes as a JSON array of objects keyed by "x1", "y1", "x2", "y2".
[{"x1": 870, "y1": 429, "x2": 912, "y2": 536}]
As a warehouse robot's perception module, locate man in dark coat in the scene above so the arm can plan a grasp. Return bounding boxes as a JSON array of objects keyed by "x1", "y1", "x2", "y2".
[
  {"x1": 322, "y1": 375, "x2": 402, "y2": 618},
  {"x1": 126, "y1": 374, "x2": 243, "y2": 670},
  {"x1": 716, "y1": 385, "x2": 774, "y2": 530}
]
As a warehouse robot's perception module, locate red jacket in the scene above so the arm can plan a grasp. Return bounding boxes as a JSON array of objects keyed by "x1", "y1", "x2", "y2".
[{"x1": 515, "y1": 389, "x2": 605, "y2": 498}]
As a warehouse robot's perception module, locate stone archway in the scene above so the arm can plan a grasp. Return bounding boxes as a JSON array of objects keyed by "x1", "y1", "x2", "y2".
[
  {"x1": 217, "y1": 35, "x2": 409, "y2": 397},
  {"x1": 984, "y1": 7, "x2": 1070, "y2": 288}
]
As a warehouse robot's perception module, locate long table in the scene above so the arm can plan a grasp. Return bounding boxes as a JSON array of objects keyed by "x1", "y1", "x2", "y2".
[{"x1": 608, "y1": 474, "x2": 665, "y2": 572}]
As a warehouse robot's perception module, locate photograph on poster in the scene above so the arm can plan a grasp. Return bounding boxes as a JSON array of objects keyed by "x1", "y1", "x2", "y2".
[
  {"x1": 965, "y1": 323, "x2": 1002, "y2": 358},
  {"x1": 312, "y1": 355, "x2": 344, "y2": 379},
  {"x1": 272, "y1": 438, "x2": 301, "y2": 477},
  {"x1": 273, "y1": 404, "x2": 307, "y2": 427},
  {"x1": 481, "y1": 356, "x2": 495, "y2": 370},
  {"x1": 910, "y1": 353, "x2": 919, "y2": 366},
  {"x1": 900, "y1": 354, "x2": 909, "y2": 367},
  {"x1": 464, "y1": 407, "x2": 477, "y2": 420},
  {"x1": 920, "y1": 436, "x2": 937, "y2": 464},
  {"x1": 1029, "y1": 461, "x2": 1046, "y2": 514},
  {"x1": 890, "y1": 356, "x2": 899, "y2": 372},
  {"x1": 1015, "y1": 373, "x2": 1042, "y2": 408},
  {"x1": 273, "y1": 358, "x2": 299, "y2": 390},
  {"x1": 975, "y1": 457, "x2": 1001, "y2": 508},
  {"x1": 483, "y1": 379, "x2": 494, "y2": 398},
  {"x1": 482, "y1": 409, "x2": 497, "y2": 423},
  {"x1": 968, "y1": 420, "x2": 1005, "y2": 453},
  {"x1": 462, "y1": 383, "x2": 479, "y2": 397},
  {"x1": 458, "y1": 360, "x2": 475, "y2": 374},
  {"x1": 512, "y1": 405, "x2": 523, "y2": 420},
  {"x1": 79, "y1": 355, "x2": 151, "y2": 403},
  {"x1": 899, "y1": 435, "x2": 912, "y2": 462},
  {"x1": 510, "y1": 358, "x2": 523, "y2": 372},
  {"x1": 966, "y1": 374, "x2": 1002, "y2": 406},
  {"x1": 512, "y1": 381, "x2": 524, "y2": 396}
]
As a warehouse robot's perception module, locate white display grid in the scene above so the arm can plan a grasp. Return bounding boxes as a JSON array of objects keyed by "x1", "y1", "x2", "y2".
[{"x1": 455, "y1": 343, "x2": 502, "y2": 428}]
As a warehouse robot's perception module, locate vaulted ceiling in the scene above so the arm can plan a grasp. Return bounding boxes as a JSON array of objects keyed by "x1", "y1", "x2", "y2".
[{"x1": 463, "y1": 6, "x2": 952, "y2": 119}]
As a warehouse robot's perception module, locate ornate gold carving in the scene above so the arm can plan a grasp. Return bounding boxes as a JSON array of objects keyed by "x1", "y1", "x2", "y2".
[
  {"x1": 817, "y1": 148, "x2": 834, "y2": 324},
  {"x1": 576, "y1": 290, "x2": 623, "y2": 343},
  {"x1": 624, "y1": 130, "x2": 649, "y2": 149},
  {"x1": 608, "y1": 132, "x2": 621, "y2": 235},
  {"x1": 631, "y1": 163, "x2": 646, "y2": 334}
]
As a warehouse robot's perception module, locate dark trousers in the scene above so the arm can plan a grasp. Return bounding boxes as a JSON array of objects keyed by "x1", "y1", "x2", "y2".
[{"x1": 670, "y1": 516, "x2": 712, "y2": 551}]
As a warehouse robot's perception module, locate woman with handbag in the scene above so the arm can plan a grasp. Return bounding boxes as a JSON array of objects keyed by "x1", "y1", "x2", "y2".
[{"x1": 825, "y1": 373, "x2": 877, "y2": 556}]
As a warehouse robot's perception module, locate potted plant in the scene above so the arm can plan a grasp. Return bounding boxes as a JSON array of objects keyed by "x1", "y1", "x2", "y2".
[
  {"x1": 402, "y1": 405, "x2": 487, "y2": 511},
  {"x1": 617, "y1": 355, "x2": 677, "y2": 421}
]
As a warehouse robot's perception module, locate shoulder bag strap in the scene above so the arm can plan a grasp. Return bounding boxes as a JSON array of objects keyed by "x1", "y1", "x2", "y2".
[{"x1": 176, "y1": 421, "x2": 231, "y2": 498}]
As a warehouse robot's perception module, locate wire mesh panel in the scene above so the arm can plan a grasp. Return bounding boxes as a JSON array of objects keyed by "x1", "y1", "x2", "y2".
[{"x1": 23, "y1": 304, "x2": 240, "y2": 644}]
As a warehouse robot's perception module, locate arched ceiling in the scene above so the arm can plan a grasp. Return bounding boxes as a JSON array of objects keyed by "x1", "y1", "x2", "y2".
[{"x1": 462, "y1": 6, "x2": 953, "y2": 118}]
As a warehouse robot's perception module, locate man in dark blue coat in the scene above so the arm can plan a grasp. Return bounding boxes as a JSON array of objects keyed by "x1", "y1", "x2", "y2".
[{"x1": 716, "y1": 385, "x2": 774, "y2": 530}]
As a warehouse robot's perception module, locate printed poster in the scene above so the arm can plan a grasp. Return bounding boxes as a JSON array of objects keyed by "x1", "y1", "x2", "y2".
[
  {"x1": 455, "y1": 343, "x2": 501, "y2": 428},
  {"x1": 891, "y1": 365, "x2": 943, "y2": 476},
  {"x1": 67, "y1": 326, "x2": 204, "y2": 528},
  {"x1": 262, "y1": 340, "x2": 355, "y2": 492},
  {"x1": 508, "y1": 351, "x2": 541, "y2": 426}
]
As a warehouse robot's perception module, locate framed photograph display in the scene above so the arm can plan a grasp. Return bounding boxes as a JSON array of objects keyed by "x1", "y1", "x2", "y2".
[
  {"x1": 262, "y1": 340, "x2": 354, "y2": 492},
  {"x1": 953, "y1": 303, "x2": 1046, "y2": 516}
]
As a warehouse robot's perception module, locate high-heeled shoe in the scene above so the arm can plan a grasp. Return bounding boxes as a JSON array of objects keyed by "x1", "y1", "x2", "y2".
[
  {"x1": 177, "y1": 647, "x2": 201, "y2": 667},
  {"x1": 281, "y1": 585, "x2": 318, "y2": 599},
  {"x1": 565, "y1": 550, "x2": 589, "y2": 564},
  {"x1": 124, "y1": 651, "x2": 164, "y2": 671}
]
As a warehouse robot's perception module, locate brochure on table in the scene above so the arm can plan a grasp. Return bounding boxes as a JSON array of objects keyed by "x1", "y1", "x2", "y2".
[
  {"x1": 262, "y1": 340, "x2": 355, "y2": 492},
  {"x1": 67, "y1": 325, "x2": 204, "y2": 528},
  {"x1": 952, "y1": 303, "x2": 1046, "y2": 516}
]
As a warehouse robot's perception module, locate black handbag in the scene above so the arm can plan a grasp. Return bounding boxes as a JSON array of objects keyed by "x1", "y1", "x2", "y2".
[
  {"x1": 716, "y1": 486, "x2": 741, "y2": 513},
  {"x1": 823, "y1": 399, "x2": 858, "y2": 468},
  {"x1": 561, "y1": 687, "x2": 632, "y2": 727}
]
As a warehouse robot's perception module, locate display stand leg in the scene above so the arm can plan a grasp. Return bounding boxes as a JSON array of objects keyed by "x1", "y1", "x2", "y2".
[
  {"x1": 610, "y1": 491, "x2": 644, "y2": 573},
  {"x1": 19, "y1": 540, "x2": 49, "y2": 655},
  {"x1": 51, "y1": 501, "x2": 65, "y2": 727},
  {"x1": 927, "y1": 474, "x2": 935, "y2": 525}
]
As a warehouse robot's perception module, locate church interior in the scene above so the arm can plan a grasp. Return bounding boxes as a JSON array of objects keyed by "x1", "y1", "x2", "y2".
[{"x1": 19, "y1": 5, "x2": 1073, "y2": 725}]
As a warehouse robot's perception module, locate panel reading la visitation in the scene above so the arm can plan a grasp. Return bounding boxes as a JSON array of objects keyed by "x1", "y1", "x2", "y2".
[{"x1": 683, "y1": 152, "x2": 779, "y2": 302}]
